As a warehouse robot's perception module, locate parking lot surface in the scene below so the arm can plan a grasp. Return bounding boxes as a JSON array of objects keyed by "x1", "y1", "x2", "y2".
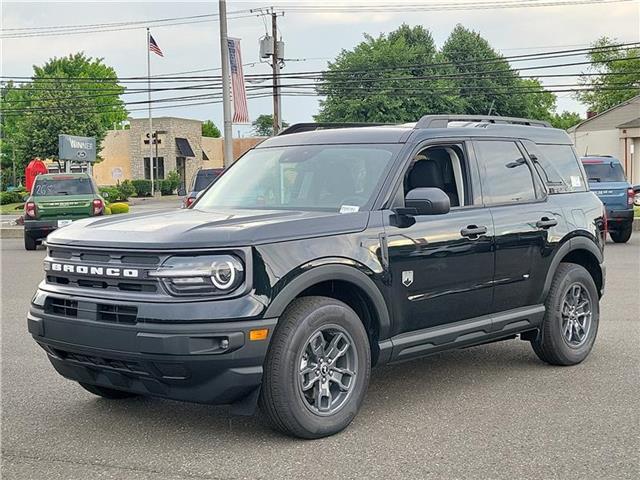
[{"x1": 1, "y1": 236, "x2": 639, "y2": 480}]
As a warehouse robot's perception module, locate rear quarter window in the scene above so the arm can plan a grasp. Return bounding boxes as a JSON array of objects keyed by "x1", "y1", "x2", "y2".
[{"x1": 522, "y1": 142, "x2": 587, "y2": 194}]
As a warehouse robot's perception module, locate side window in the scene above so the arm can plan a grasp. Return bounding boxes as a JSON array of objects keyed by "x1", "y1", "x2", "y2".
[
  {"x1": 475, "y1": 140, "x2": 537, "y2": 205},
  {"x1": 522, "y1": 141, "x2": 587, "y2": 193},
  {"x1": 403, "y1": 144, "x2": 470, "y2": 208}
]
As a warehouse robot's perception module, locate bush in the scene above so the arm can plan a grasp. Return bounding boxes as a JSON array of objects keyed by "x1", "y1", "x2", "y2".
[
  {"x1": 109, "y1": 202, "x2": 129, "y2": 214},
  {"x1": 131, "y1": 179, "x2": 152, "y2": 197},
  {"x1": 99, "y1": 186, "x2": 122, "y2": 202},
  {"x1": 104, "y1": 206, "x2": 112, "y2": 215},
  {"x1": 159, "y1": 171, "x2": 181, "y2": 196},
  {"x1": 0, "y1": 190, "x2": 24, "y2": 205},
  {"x1": 118, "y1": 179, "x2": 136, "y2": 199}
]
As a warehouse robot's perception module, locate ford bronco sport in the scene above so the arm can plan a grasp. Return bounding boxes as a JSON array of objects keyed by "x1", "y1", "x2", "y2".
[{"x1": 28, "y1": 115, "x2": 606, "y2": 439}]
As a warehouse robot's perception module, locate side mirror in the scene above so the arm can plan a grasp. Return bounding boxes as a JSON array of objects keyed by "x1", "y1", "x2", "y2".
[{"x1": 405, "y1": 187, "x2": 450, "y2": 215}]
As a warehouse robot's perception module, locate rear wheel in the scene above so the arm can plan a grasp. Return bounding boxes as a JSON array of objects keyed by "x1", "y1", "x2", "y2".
[
  {"x1": 531, "y1": 263, "x2": 599, "y2": 366},
  {"x1": 610, "y1": 224, "x2": 632, "y2": 243},
  {"x1": 79, "y1": 382, "x2": 139, "y2": 399},
  {"x1": 24, "y1": 232, "x2": 37, "y2": 251},
  {"x1": 259, "y1": 296, "x2": 371, "y2": 439}
]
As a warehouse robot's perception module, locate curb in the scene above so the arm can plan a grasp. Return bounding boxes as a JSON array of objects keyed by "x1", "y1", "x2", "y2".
[{"x1": 0, "y1": 227, "x2": 24, "y2": 239}]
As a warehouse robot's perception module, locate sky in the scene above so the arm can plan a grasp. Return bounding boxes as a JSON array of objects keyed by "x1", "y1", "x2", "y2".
[{"x1": 2, "y1": 0, "x2": 639, "y2": 136}]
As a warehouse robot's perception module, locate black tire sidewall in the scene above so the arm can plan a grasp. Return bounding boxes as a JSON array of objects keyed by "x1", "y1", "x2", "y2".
[
  {"x1": 544, "y1": 265, "x2": 600, "y2": 364},
  {"x1": 265, "y1": 298, "x2": 371, "y2": 438},
  {"x1": 610, "y1": 224, "x2": 632, "y2": 243},
  {"x1": 24, "y1": 232, "x2": 36, "y2": 250}
]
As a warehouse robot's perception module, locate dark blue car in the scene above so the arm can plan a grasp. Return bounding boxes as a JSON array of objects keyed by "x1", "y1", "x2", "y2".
[{"x1": 581, "y1": 155, "x2": 634, "y2": 243}]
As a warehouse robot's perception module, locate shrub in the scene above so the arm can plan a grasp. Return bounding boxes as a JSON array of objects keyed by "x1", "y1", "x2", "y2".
[
  {"x1": 104, "y1": 206, "x2": 112, "y2": 215},
  {"x1": 109, "y1": 202, "x2": 129, "y2": 214},
  {"x1": 159, "y1": 171, "x2": 181, "y2": 196},
  {"x1": 0, "y1": 190, "x2": 24, "y2": 205},
  {"x1": 118, "y1": 179, "x2": 136, "y2": 199},
  {"x1": 131, "y1": 179, "x2": 152, "y2": 197},
  {"x1": 99, "y1": 186, "x2": 122, "y2": 202}
]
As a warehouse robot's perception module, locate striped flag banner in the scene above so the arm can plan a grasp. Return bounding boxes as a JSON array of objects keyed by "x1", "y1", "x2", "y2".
[{"x1": 227, "y1": 37, "x2": 250, "y2": 124}]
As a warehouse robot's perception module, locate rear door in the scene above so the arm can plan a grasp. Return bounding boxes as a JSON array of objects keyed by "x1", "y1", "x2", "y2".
[{"x1": 473, "y1": 139, "x2": 561, "y2": 312}]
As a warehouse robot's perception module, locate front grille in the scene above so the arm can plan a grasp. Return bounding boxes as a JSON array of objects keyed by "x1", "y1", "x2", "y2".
[
  {"x1": 46, "y1": 246, "x2": 162, "y2": 295},
  {"x1": 53, "y1": 349, "x2": 149, "y2": 376},
  {"x1": 45, "y1": 297, "x2": 138, "y2": 324}
]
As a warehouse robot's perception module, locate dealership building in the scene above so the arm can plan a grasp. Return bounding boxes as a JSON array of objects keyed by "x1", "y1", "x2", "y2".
[{"x1": 89, "y1": 117, "x2": 263, "y2": 191}]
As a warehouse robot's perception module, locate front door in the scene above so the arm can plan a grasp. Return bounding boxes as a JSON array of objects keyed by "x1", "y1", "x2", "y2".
[{"x1": 383, "y1": 141, "x2": 495, "y2": 336}]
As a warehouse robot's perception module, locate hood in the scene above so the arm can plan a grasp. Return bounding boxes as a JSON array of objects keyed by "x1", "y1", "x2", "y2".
[{"x1": 46, "y1": 207, "x2": 370, "y2": 249}]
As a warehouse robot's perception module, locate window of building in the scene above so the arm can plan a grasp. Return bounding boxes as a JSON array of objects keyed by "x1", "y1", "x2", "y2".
[
  {"x1": 143, "y1": 157, "x2": 165, "y2": 180},
  {"x1": 474, "y1": 140, "x2": 538, "y2": 205}
]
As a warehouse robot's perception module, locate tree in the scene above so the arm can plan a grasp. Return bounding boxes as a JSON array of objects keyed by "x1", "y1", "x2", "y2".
[
  {"x1": 575, "y1": 37, "x2": 640, "y2": 113},
  {"x1": 314, "y1": 24, "x2": 561, "y2": 123},
  {"x1": 315, "y1": 25, "x2": 463, "y2": 123},
  {"x1": 252, "y1": 114, "x2": 289, "y2": 136},
  {"x1": 202, "y1": 120, "x2": 221, "y2": 138},
  {"x1": 549, "y1": 111, "x2": 582, "y2": 130},
  {"x1": 0, "y1": 53, "x2": 127, "y2": 171}
]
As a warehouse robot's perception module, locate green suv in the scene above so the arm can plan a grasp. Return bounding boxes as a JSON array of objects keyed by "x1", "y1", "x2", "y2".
[{"x1": 23, "y1": 173, "x2": 105, "y2": 250}]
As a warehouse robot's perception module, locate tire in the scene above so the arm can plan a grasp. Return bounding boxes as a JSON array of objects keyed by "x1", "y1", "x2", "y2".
[
  {"x1": 79, "y1": 382, "x2": 139, "y2": 399},
  {"x1": 531, "y1": 263, "x2": 599, "y2": 366},
  {"x1": 24, "y1": 232, "x2": 37, "y2": 251},
  {"x1": 610, "y1": 225, "x2": 632, "y2": 243},
  {"x1": 259, "y1": 296, "x2": 371, "y2": 439}
]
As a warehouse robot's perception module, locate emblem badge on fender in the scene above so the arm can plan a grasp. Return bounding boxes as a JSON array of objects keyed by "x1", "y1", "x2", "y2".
[{"x1": 402, "y1": 270, "x2": 414, "y2": 287}]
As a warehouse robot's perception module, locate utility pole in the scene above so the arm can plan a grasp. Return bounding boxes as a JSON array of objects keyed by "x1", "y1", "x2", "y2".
[
  {"x1": 271, "y1": 9, "x2": 282, "y2": 135},
  {"x1": 219, "y1": 0, "x2": 234, "y2": 167}
]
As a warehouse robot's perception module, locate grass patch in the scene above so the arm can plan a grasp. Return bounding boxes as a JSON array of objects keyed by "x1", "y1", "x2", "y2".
[
  {"x1": 635, "y1": 205, "x2": 640, "y2": 218},
  {"x1": 0, "y1": 202, "x2": 23, "y2": 215}
]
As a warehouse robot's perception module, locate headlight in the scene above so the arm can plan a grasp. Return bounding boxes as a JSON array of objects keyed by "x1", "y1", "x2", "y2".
[{"x1": 149, "y1": 255, "x2": 244, "y2": 296}]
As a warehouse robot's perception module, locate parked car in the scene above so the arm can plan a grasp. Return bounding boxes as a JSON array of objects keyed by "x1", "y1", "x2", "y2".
[
  {"x1": 28, "y1": 115, "x2": 606, "y2": 439},
  {"x1": 581, "y1": 155, "x2": 635, "y2": 243},
  {"x1": 181, "y1": 168, "x2": 224, "y2": 208},
  {"x1": 23, "y1": 173, "x2": 105, "y2": 250}
]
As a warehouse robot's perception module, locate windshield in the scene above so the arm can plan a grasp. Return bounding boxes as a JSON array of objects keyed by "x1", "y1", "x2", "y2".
[
  {"x1": 32, "y1": 176, "x2": 94, "y2": 196},
  {"x1": 583, "y1": 163, "x2": 626, "y2": 183},
  {"x1": 196, "y1": 144, "x2": 399, "y2": 212}
]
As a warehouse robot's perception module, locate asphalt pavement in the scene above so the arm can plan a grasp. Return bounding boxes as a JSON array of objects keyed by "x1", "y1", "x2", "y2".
[{"x1": 1, "y1": 236, "x2": 639, "y2": 479}]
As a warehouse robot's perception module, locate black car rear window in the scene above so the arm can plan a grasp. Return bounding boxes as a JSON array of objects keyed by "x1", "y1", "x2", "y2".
[
  {"x1": 194, "y1": 173, "x2": 219, "y2": 191},
  {"x1": 582, "y1": 163, "x2": 626, "y2": 183},
  {"x1": 32, "y1": 176, "x2": 94, "y2": 196}
]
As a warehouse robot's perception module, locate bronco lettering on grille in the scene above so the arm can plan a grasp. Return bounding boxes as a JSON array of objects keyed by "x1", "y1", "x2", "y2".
[{"x1": 45, "y1": 262, "x2": 140, "y2": 278}]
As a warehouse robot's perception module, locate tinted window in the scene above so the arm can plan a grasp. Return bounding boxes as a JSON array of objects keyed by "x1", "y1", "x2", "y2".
[
  {"x1": 523, "y1": 142, "x2": 586, "y2": 193},
  {"x1": 475, "y1": 140, "x2": 537, "y2": 205},
  {"x1": 32, "y1": 176, "x2": 94, "y2": 196},
  {"x1": 194, "y1": 173, "x2": 219, "y2": 191},
  {"x1": 197, "y1": 144, "x2": 399, "y2": 212},
  {"x1": 583, "y1": 163, "x2": 626, "y2": 183}
]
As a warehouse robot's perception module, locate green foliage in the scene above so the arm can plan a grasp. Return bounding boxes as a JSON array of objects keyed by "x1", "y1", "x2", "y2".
[
  {"x1": 109, "y1": 202, "x2": 129, "y2": 214},
  {"x1": 550, "y1": 111, "x2": 583, "y2": 130},
  {"x1": 98, "y1": 186, "x2": 121, "y2": 202},
  {"x1": 315, "y1": 24, "x2": 568, "y2": 123},
  {"x1": 0, "y1": 190, "x2": 24, "y2": 205},
  {"x1": 118, "y1": 179, "x2": 136, "y2": 199},
  {"x1": 0, "y1": 53, "x2": 127, "y2": 172},
  {"x1": 131, "y1": 179, "x2": 152, "y2": 197},
  {"x1": 202, "y1": 120, "x2": 221, "y2": 138},
  {"x1": 576, "y1": 38, "x2": 640, "y2": 113},
  {"x1": 159, "y1": 171, "x2": 181, "y2": 195},
  {"x1": 103, "y1": 205, "x2": 112, "y2": 215},
  {"x1": 252, "y1": 114, "x2": 289, "y2": 136}
]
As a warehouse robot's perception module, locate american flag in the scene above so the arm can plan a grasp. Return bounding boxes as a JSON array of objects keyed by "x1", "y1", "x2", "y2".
[
  {"x1": 227, "y1": 38, "x2": 249, "y2": 124},
  {"x1": 149, "y1": 35, "x2": 164, "y2": 57}
]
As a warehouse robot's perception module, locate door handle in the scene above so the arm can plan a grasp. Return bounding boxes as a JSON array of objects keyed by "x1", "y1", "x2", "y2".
[
  {"x1": 536, "y1": 217, "x2": 558, "y2": 229},
  {"x1": 460, "y1": 225, "x2": 488, "y2": 238}
]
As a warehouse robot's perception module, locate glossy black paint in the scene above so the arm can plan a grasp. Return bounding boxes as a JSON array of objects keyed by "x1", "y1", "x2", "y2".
[{"x1": 34, "y1": 122, "x2": 606, "y2": 408}]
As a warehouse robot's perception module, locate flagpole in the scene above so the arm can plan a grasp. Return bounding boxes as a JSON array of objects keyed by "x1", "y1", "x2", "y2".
[
  {"x1": 219, "y1": 0, "x2": 233, "y2": 168},
  {"x1": 147, "y1": 27, "x2": 154, "y2": 195}
]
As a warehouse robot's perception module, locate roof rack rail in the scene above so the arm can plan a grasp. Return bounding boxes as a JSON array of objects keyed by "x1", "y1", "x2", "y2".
[
  {"x1": 415, "y1": 115, "x2": 551, "y2": 129},
  {"x1": 277, "y1": 122, "x2": 388, "y2": 136}
]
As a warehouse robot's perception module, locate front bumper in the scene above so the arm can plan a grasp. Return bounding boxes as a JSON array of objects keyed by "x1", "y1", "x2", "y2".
[
  {"x1": 28, "y1": 291, "x2": 277, "y2": 408},
  {"x1": 606, "y1": 208, "x2": 634, "y2": 230}
]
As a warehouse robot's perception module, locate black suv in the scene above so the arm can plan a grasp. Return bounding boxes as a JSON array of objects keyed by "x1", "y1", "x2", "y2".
[{"x1": 28, "y1": 115, "x2": 606, "y2": 439}]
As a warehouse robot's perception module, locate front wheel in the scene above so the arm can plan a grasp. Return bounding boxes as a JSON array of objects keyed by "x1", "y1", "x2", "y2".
[
  {"x1": 610, "y1": 225, "x2": 632, "y2": 243},
  {"x1": 259, "y1": 296, "x2": 371, "y2": 439},
  {"x1": 531, "y1": 263, "x2": 599, "y2": 366}
]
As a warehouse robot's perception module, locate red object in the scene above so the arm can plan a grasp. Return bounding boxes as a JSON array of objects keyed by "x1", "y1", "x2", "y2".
[
  {"x1": 627, "y1": 188, "x2": 634, "y2": 206},
  {"x1": 25, "y1": 201, "x2": 37, "y2": 218},
  {"x1": 185, "y1": 196, "x2": 196, "y2": 208},
  {"x1": 25, "y1": 159, "x2": 48, "y2": 192},
  {"x1": 92, "y1": 198, "x2": 104, "y2": 216}
]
